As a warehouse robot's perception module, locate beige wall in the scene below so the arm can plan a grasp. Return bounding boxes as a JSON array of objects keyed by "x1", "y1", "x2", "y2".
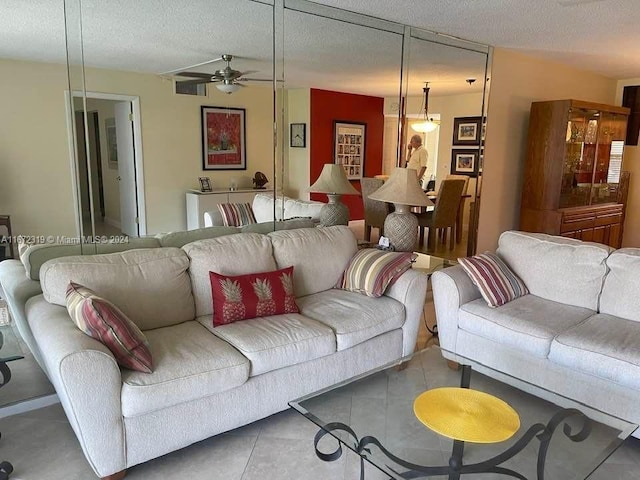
[
  {"x1": 0, "y1": 59, "x2": 77, "y2": 236},
  {"x1": 477, "y1": 48, "x2": 618, "y2": 252},
  {"x1": 616, "y1": 78, "x2": 640, "y2": 247},
  {"x1": 0, "y1": 57, "x2": 274, "y2": 236},
  {"x1": 284, "y1": 89, "x2": 311, "y2": 200}
]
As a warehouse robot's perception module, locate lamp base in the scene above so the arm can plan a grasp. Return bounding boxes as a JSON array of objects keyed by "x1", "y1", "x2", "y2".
[
  {"x1": 320, "y1": 194, "x2": 349, "y2": 226},
  {"x1": 384, "y1": 208, "x2": 418, "y2": 252}
]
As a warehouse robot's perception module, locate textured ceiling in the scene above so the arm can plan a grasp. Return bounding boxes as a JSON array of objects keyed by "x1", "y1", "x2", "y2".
[{"x1": 1, "y1": 0, "x2": 637, "y2": 98}]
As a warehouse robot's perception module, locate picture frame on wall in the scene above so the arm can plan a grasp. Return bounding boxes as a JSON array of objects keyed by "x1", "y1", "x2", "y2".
[
  {"x1": 201, "y1": 106, "x2": 246, "y2": 170},
  {"x1": 452, "y1": 116, "x2": 482, "y2": 146},
  {"x1": 105, "y1": 118, "x2": 118, "y2": 169},
  {"x1": 333, "y1": 121, "x2": 366, "y2": 180},
  {"x1": 451, "y1": 149, "x2": 480, "y2": 176}
]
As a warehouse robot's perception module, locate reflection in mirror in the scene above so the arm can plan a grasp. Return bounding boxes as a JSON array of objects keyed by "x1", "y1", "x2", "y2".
[
  {"x1": 396, "y1": 32, "x2": 489, "y2": 257},
  {"x1": 280, "y1": 2, "x2": 404, "y2": 229},
  {"x1": 68, "y1": 0, "x2": 276, "y2": 237}
]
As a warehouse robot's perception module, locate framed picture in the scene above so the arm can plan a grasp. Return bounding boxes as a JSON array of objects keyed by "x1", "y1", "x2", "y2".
[
  {"x1": 198, "y1": 176, "x2": 212, "y2": 192},
  {"x1": 201, "y1": 106, "x2": 246, "y2": 170},
  {"x1": 290, "y1": 123, "x2": 306, "y2": 148},
  {"x1": 451, "y1": 149, "x2": 480, "y2": 176},
  {"x1": 453, "y1": 116, "x2": 482, "y2": 146},
  {"x1": 105, "y1": 118, "x2": 118, "y2": 169},
  {"x1": 333, "y1": 121, "x2": 366, "y2": 180}
]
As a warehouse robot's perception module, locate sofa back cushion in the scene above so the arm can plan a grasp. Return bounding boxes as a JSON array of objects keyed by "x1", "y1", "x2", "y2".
[
  {"x1": 283, "y1": 198, "x2": 324, "y2": 220},
  {"x1": 600, "y1": 248, "x2": 640, "y2": 322},
  {"x1": 252, "y1": 193, "x2": 285, "y2": 223},
  {"x1": 182, "y1": 233, "x2": 277, "y2": 317},
  {"x1": 268, "y1": 226, "x2": 357, "y2": 297},
  {"x1": 40, "y1": 248, "x2": 195, "y2": 330},
  {"x1": 22, "y1": 237, "x2": 162, "y2": 280},
  {"x1": 496, "y1": 231, "x2": 610, "y2": 311},
  {"x1": 156, "y1": 226, "x2": 239, "y2": 248}
]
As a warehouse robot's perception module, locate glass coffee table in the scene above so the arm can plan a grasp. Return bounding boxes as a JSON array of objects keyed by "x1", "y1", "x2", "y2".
[
  {"x1": 289, "y1": 346, "x2": 637, "y2": 480},
  {"x1": 0, "y1": 325, "x2": 24, "y2": 480}
]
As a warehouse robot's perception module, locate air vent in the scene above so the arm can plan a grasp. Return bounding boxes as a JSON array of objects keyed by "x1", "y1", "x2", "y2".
[{"x1": 175, "y1": 81, "x2": 206, "y2": 96}]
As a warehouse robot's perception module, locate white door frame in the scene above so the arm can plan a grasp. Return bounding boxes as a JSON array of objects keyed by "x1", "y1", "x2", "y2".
[{"x1": 64, "y1": 90, "x2": 147, "y2": 236}]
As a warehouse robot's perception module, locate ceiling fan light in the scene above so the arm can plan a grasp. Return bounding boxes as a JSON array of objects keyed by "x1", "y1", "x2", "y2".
[
  {"x1": 412, "y1": 120, "x2": 439, "y2": 133},
  {"x1": 216, "y1": 83, "x2": 240, "y2": 94}
]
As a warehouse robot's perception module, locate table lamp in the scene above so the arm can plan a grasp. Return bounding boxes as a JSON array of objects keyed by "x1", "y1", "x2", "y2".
[
  {"x1": 308, "y1": 164, "x2": 360, "y2": 226},
  {"x1": 368, "y1": 168, "x2": 432, "y2": 251}
]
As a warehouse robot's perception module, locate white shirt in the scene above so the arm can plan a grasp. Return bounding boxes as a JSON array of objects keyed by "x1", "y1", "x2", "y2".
[{"x1": 407, "y1": 145, "x2": 428, "y2": 176}]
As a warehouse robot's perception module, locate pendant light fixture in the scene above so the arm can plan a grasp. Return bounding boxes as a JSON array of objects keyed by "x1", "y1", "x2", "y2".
[{"x1": 412, "y1": 82, "x2": 439, "y2": 133}]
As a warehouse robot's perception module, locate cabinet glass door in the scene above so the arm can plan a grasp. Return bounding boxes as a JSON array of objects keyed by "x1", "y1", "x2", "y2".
[
  {"x1": 561, "y1": 108, "x2": 598, "y2": 208},
  {"x1": 591, "y1": 113, "x2": 626, "y2": 205}
]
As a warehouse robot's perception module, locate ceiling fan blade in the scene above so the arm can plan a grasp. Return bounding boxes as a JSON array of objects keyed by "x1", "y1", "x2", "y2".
[
  {"x1": 238, "y1": 70, "x2": 259, "y2": 77},
  {"x1": 158, "y1": 57, "x2": 223, "y2": 76},
  {"x1": 239, "y1": 78, "x2": 284, "y2": 83},
  {"x1": 177, "y1": 78, "x2": 211, "y2": 86},
  {"x1": 175, "y1": 71, "x2": 214, "y2": 79}
]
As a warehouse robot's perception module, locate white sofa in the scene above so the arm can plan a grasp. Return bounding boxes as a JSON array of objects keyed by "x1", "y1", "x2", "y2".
[
  {"x1": 432, "y1": 230, "x2": 640, "y2": 438},
  {"x1": 1, "y1": 226, "x2": 428, "y2": 479},
  {"x1": 204, "y1": 193, "x2": 325, "y2": 227}
]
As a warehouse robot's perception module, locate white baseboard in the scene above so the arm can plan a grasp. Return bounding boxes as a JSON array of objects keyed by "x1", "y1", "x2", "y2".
[
  {"x1": 0, "y1": 393, "x2": 59, "y2": 419},
  {"x1": 103, "y1": 217, "x2": 121, "y2": 229}
]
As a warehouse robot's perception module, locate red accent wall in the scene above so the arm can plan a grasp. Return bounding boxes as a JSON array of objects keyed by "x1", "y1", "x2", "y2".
[{"x1": 310, "y1": 89, "x2": 384, "y2": 220}]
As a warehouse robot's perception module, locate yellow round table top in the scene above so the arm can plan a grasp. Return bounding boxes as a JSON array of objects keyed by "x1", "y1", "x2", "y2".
[{"x1": 414, "y1": 388, "x2": 520, "y2": 443}]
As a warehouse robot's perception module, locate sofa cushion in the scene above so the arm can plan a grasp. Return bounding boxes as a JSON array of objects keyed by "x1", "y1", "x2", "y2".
[
  {"x1": 22, "y1": 237, "x2": 162, "y2": 280},
  {"x1": 218, "y1": 203, "x2": 256, "y2": 227},
  {"x1": 252, "y1": 193, "x2": 285, "y2": 222},
  {"x1": 269, "y1": 226, "x2": 357, "y2": 297},
  {"x1": 121, "y1": 321, "x2": 250, "y2": 417},
  {"x1": 458, "y1": 252, "x2": 529, "y2": 307},
  {"x1": 600, "y1": 248, "x2": 640, "y2": 322},
  {"x1": 459, "y1": 295, "x2": 594, "y2": 358},
  {"x1": 297, "y1": 289, "x2": 405, "y2": 351},
  {"x1": 241, "y1": 218, "x2": 316, "y2": 234},
  {"x1": 284, "y1": 198, "x2": 324, "y2": 220},
  {"x1": 40, "y1": 248, "x2": 195, "y2": 331},
  {"x1": 209, "y1": 266, "x2": 298, "y2": 326},
  {"x1": 496, "y1": 231, "x2": 610, "y2": 310},
  {"x1": 196, "y1": 313, "x2": 335, "y2": 376},
  {"x1": 182, "y1": 234, "x2": 276, "y2": 317},
  {"x1": 549, "y1": 313, "x2": 640, "y2": 391},
  {"x1": 338, "y1": 249, "x2": 415, "y2": 298},
  {"x1": 66, "y1": 282, "x2": 153, "y2": 373}
]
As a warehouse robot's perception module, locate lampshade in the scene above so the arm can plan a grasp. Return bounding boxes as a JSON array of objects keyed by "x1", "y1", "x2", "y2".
[
  {"x1": 412, "y1": 120, "x2": 439, "y2": 133},
  {"x1": 308, "y1": 164, "x2": 359, "y2": 195},
  {"x1": 216, "y1": 83, "x2": 240, "y2": 94},
  {"x1": 368, "y1": 168, "x2": 432, "y2": 206}
]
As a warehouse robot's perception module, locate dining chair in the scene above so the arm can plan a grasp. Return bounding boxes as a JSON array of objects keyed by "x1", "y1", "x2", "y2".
[
  {"x1": 416, "y1": 179, "x2": 465, "y2": 251},
  {"x1": 445, "y1": 174, "x2": 470, "y2": 243},
  {"x1": 0, "y1": 216, "x2": 13, "y2": 260},
  {"x1": 360, "y1": 177, "x2": 391, "y2": 241}
]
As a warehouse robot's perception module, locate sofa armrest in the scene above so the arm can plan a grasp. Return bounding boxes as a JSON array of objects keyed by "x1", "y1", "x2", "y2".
[
  {"x1": 431, "y1": 265, "x2": 481, "y2": 353},
  {"x1": 385, "y1": 269, "x2": 429, "y2": 357},
  {"x1": 204, "y1": 210, "x2": 224, "y2": 227},
  {"x1": 0, "y1": 260, "x2": 45, "y2": 370},
  {"x1": 26, "y1": 295, "x2": 126, "y2": 478}
]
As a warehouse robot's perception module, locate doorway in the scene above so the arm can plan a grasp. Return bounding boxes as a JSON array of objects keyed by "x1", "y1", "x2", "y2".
[{"x1": 67, "y1": 92, "x2": 146, "y2": 238}]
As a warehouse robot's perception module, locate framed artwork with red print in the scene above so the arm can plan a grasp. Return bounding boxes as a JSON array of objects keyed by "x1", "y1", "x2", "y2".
[{"x1": 201, "y1": 106, "x2": 247, "y2": 170}]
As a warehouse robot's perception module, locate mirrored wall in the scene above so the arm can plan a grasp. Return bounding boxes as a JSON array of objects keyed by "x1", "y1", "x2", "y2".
[{"x1": 62, "y1": 0, "x2": 490, "y2": 255}]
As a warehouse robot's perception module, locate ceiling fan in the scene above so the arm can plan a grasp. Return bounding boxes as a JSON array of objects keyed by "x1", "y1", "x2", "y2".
[{"x1": 172, "y1": 54, "x2": 269, "y2": 94}]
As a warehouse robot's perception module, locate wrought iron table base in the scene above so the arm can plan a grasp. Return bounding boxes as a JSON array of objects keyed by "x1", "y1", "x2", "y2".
[
  {"x1": 313, "y1": 365, "x2": 592, "y2": 480},
  {"x1": 0, "y1": 332, "x2": 15, "y2": 479}
]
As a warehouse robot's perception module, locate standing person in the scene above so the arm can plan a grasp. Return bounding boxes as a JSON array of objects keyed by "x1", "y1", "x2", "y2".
[{"x1": 406, "y1": 134, "x2": 428, "y2": 183}]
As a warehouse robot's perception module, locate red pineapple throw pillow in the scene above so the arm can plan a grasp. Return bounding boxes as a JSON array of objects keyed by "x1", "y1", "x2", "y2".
[{"x1": 209, "y1": 266, "x2": 299, "y2": 326}]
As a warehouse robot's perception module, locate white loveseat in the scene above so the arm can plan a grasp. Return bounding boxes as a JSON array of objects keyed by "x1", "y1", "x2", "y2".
[
  {"x1": 204, "y1": 193, "x2": 325, "y2": 227},
  {"x1": 3, "y1": 226, "x2": 428, "y2": 478},
  {"x1": 432, "y1": 230, "x2": 640, "y2": 438}
]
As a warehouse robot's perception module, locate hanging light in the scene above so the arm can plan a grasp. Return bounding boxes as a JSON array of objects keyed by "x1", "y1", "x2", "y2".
[{"x1": 412, "y1": 82, "x2": 439, "y2": 133}]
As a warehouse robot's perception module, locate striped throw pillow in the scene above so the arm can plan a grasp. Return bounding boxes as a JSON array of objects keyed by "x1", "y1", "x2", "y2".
[
  {"x1": 339, "y1": 249, "x2": 416, "y2": 297},
  {"x1": 458, "y1": 252, "x2": 529, "y2": 307},
  {"x1": 65, "y1": 282, "x2": 153, "y2": 373},
  {"x1": 218, "y1": 203, "x2": 257, "y2": 227}
]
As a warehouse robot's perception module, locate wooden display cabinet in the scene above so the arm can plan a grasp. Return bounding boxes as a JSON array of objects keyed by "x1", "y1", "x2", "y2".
[{"x1": 520, "y1": 99, "x2": 630, "y2": 248}]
